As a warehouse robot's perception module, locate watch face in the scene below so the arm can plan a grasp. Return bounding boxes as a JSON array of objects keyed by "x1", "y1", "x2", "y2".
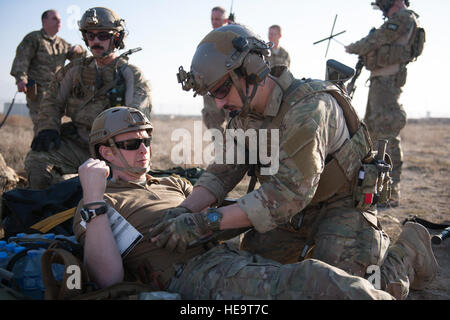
[{"x1": 207, "y1": 212, "x2": 219, "y2": 223}]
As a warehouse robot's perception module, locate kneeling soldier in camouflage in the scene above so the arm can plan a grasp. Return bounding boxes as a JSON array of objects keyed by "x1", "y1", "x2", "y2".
[
  {"x1": 25, "y1": 7, "x2": 152, "y2": 190},
  {"x1": 73, "y1": 106, "x2": 437, "y2": 300}
]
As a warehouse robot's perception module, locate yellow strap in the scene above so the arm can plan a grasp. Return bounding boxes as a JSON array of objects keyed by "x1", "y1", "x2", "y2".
[{"x1": 30, "y1": 207, "x2": 76, "y2": 234}]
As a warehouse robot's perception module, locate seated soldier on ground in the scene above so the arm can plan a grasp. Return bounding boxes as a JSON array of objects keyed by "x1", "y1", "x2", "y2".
[{"x1": 73, "y1": 106, "x2": 438, "y2": 300}]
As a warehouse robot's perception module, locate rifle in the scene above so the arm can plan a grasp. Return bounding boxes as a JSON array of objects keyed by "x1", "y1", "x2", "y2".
[
  {"x1": 0, "y1": 91, "x2": 18, "y2": 130},
  {"x1": 228, "y1": 0, "x2": 235, "y2": 23},
  {"x1": 346, "y1": 57, "x2": 364, "y2": 99}
]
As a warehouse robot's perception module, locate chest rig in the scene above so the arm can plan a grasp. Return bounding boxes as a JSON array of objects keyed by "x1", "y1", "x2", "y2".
[
  {"x1": 248, "y1": 76, "x2": 375, "y2": 207},
  {"x1": 72, "y1": 56, "x2": 128, "y2": 107}
]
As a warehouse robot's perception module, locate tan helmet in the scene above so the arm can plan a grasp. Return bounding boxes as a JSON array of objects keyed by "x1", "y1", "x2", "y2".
[
  {"x1": 177, "y1": 24, "x2": 272, "y2": 97},
  {"x1": 78, "y1": 7, "x2": 126, "y2": 50},
  {"x1": 177, "y1": 24, "x2": 272, "y2": 118},
  {"x1": 89, "y1": 106, "x2": 153, "y2": 159}
]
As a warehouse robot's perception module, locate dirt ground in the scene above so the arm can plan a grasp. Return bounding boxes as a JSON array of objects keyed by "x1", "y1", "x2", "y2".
[{"x1": 0, "y1": 114, "x2": 448, "y2": 300}]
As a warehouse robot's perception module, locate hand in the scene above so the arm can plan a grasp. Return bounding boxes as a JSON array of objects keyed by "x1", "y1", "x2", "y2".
[
  {"x1": 70, "y1": 44, "x2": 84, "y2": 55},
  {"x1": 17, "y1": 80, "x2": 27, "y2": 93},
  {"x1": 160, "y1": 206, "x2": 192, "y2": 223},
  {"x1": 149, "y1": 212, "x2": 212, "y2": 253},
  {"x1": 78, "y1": 158, "x2": 110, "y2": 204},
  {"x1": 30, "y1": 129, "x2": 61, "y2": 151}
]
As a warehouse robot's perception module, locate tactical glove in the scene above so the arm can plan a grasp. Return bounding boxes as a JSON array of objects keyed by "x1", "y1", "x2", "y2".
[
  {"x1": 31, "y1": 129, "x2": 61, "y2": 152},
  {"x1": 160, "y1": 206, "x2": 192, "y2": 223},
  {"x1": 149, "y1": 210, "x2": 222, "y2": 253}
]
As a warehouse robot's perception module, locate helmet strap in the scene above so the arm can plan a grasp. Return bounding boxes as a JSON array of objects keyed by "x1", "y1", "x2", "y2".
[
  {"x1": 229, "y1": 70, "x2": 259, "y2": 118},
  {"x1": 107, "y1": 138, "x2": 149, "y2": 177}
]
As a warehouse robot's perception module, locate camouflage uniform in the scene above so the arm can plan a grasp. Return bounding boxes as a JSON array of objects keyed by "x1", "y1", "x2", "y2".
[
  {"x1": 73, "y1": 175, "x2": 393, "y2": 300},
  {"x1": 267, "y1": 46, "x2": 290, "y2": 68},
  {"x1": 195, "y1": 67, "x2": 391, "y2": 278},
  {"x1": 24, "y1": 56, "x2": 152, "y2": 189},
  {"x1": 10, "y1": 29, "x2": 86, "y2": 135},
  {"x1": 201, "y1": 95, "x2": 228, "y2": 131},
  {"x1": 346, "y1": 9, "x2": 423, "y2": 201}
]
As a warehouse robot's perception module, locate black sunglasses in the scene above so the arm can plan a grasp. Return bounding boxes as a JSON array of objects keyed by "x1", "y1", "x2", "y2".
[
  {"x1": 208, "y1": 77, "x2": 233, "y2": 99},
  {"x1": 114, "y1": 138, "x2": 151, "y2": 150},
  {"x1": 85, "y1": 31, "x2": 114, "y2": 41}
]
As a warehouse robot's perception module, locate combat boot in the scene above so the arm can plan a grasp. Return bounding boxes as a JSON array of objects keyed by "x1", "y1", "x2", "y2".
[{"x1": 390, "y1": 222, "x2": 438, "y2": 289}]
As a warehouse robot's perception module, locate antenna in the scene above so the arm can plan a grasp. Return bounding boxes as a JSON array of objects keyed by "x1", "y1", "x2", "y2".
[{"x1": 313, "y1": 14, "x2": 346, "y2": 58}]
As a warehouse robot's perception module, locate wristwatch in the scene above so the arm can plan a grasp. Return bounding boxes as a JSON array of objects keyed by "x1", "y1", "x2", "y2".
[
  {"x1": 80, "y1": 202, "x2": 108, "y2": 223},
  {"x1": 205, "y1": 208, "x2": 223, "y2": 231}
]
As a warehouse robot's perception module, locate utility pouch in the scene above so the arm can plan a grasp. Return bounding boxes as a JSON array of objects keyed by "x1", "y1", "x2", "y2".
[
  {"x1": 26, "y1": 80, "x2": 38, "y2": 102},
  {"x1": 353, "y1": 163, "x2": 379, "y2": 211},
  {"x1": 376, "y1": 45, "x2": 391, "y2": 68},
  {"x1": 394, "y1": 68, "x2": 407, "y2": 87},
  {"x1": 353, "y1": 143, "x2": 393, "y2": 210}
]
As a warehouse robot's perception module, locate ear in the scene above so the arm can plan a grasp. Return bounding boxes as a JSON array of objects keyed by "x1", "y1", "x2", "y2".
[{"x1": 99, "y1": 145, "x2": 113, "y2": 161}]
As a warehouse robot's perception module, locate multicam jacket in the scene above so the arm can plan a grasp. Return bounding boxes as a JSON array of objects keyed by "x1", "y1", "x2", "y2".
[
  {"x1": 37, "y1": 56, "x2": 152, "y2": 141},
  {"x1": 195, "y1": 67, "x2": 373, "y2": 233},
  {"x1": 10, "y1": 29, "x2": 85, "y2": 88},
  {"x1": 346, "y1": 9, "x2": 422, "y2": 74}
]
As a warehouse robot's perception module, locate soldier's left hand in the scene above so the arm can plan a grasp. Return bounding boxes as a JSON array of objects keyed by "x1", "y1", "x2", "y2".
[
  {"x1": 70, "y1": 45, "x2": 84, "y2": 55},
  {"x1": 149, "y1": 212, "x2": 212, "y2": 253}
]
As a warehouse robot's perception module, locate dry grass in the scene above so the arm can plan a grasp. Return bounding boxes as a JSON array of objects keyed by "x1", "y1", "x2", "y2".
[{"x1": 0, "y1": 114, "x2": 33, "y2": 174}]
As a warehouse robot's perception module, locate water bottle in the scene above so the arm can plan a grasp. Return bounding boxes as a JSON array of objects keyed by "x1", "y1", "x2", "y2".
[
  {"x1": 11, "y1": 246, "x2": 27, "y2": 290},
  {"x1": 0, "y1": 240, "x2": 7, "y2": 252},
  {"x1": 0, "y1": 251, "x2": 8, "y2": 270},
  {"x1": 52, "y1": 263, "x2": 65, "y2": 282},
  {"x1": 23, "y1": 250, "x2": 44, "y2": 300}
]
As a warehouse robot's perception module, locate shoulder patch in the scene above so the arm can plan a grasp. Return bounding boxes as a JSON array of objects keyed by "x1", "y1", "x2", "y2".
[{"x1": 386, "y1": 23, "x2": 399, "y2": 31}]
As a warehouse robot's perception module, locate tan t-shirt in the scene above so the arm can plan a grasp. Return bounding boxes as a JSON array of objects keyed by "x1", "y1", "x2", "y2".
[{"x1": 73, "y1": 175, "x2": 207, "y2": 287}]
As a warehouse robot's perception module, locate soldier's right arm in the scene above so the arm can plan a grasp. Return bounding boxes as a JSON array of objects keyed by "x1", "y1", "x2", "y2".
[
  {"x1": 10, "y1": 32, "x2": 38, "y2": 84},
  {"x1": 346, "y1": 13, "x2": 413, "y2": 56},
  {"x1": 36, "y1": 64, "x2": 77, "y2": 132}
]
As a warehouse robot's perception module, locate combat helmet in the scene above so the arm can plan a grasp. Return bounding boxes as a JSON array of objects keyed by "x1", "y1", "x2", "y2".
[
  {"x1": 177, "y1": 24, "x2": 272, "y2": 116},
  {"x1": 90, "y1": 106, "x2": 153, "y2": 174},
  {"x1": 78, "y1": 7, "x2": 126, "y2": 51},
  {"x1": 371, "y1": 0, "x2": 410, "y2": 17}
]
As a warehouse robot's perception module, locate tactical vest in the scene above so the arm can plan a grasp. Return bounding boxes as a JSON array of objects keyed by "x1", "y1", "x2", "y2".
[
  {"x1": 364, "y1": 10, "x2": 425, "y2": 71},
  {"x1": 71, "y1": 56, "x2": 128, "y2": 108},
  {"x1": 261, "y1": 78, "x2": 374, "y2": 206}
]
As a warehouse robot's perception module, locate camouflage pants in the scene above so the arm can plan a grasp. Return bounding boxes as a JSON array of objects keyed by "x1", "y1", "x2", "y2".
[
  {"x1": 240, "y1": 199, "x2": 390, "y2": 278},
  {"x1": 201, "y1": 95, "x2": 227, "y2": 131},
  {"x1": 364, "y1": 69, "x2": 408, "y2": 197},
  {"x1": 26, "y1": 93, "x2": 42, "y2": 137},
  {"x1": 24, "y1": 124, "x2": 90, "y2": 190},
  {"x1": 167, "y1": 243, "x2": 394, "y2": 300}
]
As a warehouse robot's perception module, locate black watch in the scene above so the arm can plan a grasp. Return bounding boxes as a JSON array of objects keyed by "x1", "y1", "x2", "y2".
[{"x1": 80, "y1": 202, "x2": 108, "y2": 223}]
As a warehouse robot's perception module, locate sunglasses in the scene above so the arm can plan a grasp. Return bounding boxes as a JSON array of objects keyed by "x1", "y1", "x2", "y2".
[
  {"x1": 208, "y1": 77, "x2": 233, "y2": 99},
  {"x1": 114, "y1": 138, "x2": 151, "y2": 150},
  {"x1": 85, "y1": 31, "x2": 114, "y2": 41}
]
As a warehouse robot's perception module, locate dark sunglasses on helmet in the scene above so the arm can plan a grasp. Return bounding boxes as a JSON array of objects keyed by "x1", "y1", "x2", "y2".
[
  {"x1": 85, "y1": 31, "x2": 114, "y2": 41},
  {"x1": 208, "y1": 77, "x2": 233, "y2": 99},
  {"x1": 114, "y1": 138, "x2": 151, "y2": 150}
]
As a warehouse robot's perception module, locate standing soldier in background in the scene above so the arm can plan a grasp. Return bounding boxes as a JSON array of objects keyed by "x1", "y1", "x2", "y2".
[
  {"x1": 201, "y1": 6, "x2": 230, "y2": 132},
  {"x1": 10, "y1": 9, "x2": 86, "y2": 136},
  {"x1": 346, "y1": 0, "x2": 425, "y2": 207},
  {"x1": 24, "y1": 7, "x2": 152, "y2": 190},
  {"x1": 267, "y1": 25, "x2": 290, "y2": 68}
]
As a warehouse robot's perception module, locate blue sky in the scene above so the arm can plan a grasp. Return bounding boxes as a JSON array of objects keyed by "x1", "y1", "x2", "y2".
[{"x1": 0, "y1": 0, "x2": 449, "y2": 118}]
